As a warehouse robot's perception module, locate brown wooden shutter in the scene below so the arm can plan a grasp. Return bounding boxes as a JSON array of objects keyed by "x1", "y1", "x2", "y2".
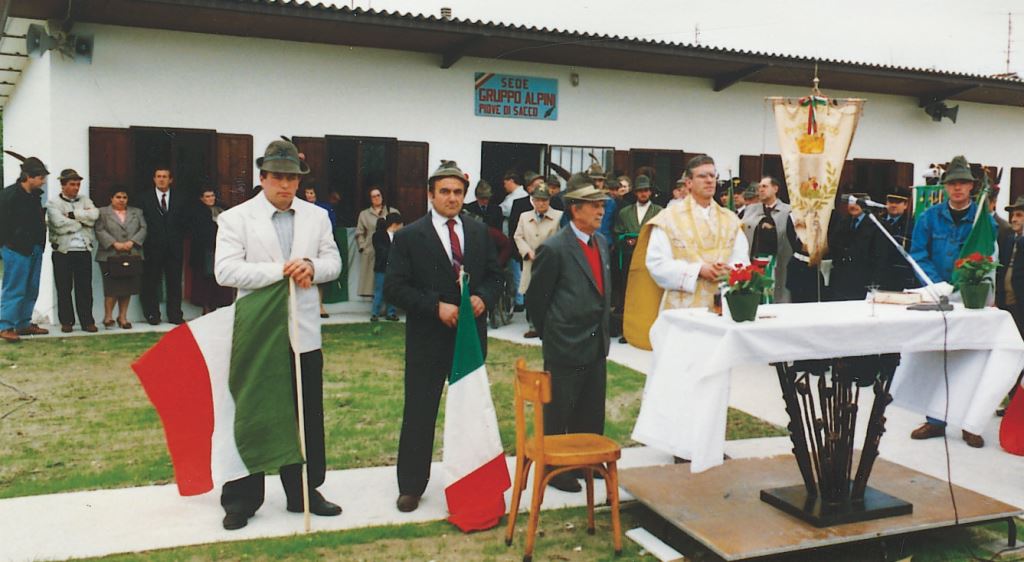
[
  {"x1": 894, "y1": 162, "x2": 914, "y2": 188},
  {"x1": 88, "y1": 127, "x2": 132, "y2": 206},
  {"x1": 1010, "y1": 168, "x2": 1024, "y2": 203},
  {"x1": 215, "y1": 133, "x2": 253, "y2": 209},
  {"x1": 292, "y1": 137, "x2": 327, "y2": 185},
  {"x1": 739, "y1": 155, "x2": 762, "y2": 184},
  {"x1": 394, "y1": 141, "x2": 429, "y2": 222},
  {"x1": 614, "y1": 150, "x2": 629, "y2": 178}
]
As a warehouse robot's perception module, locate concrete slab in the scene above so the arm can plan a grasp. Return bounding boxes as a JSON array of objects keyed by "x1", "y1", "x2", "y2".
[{"x1": 620, "y1": 456, "x2": 1023, "y2": 561}]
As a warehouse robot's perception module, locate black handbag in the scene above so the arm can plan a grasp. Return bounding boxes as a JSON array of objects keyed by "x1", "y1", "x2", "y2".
[{"x1": 106, "y1": 254, "x2": 142, "y2": 279}]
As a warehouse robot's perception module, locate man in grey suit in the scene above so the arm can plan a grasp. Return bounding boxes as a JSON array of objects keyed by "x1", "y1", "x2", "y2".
[
  {"x1": 526, "y1": 174, "x2": 611, "y2": 493},
  {"x1": 741, "y1": 176, "x2": 792, "y2": 303}
]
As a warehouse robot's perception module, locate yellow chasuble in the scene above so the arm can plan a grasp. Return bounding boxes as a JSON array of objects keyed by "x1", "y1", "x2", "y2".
[{"x1": 623, "y1": 198, "x2": 741, "y2": 350}]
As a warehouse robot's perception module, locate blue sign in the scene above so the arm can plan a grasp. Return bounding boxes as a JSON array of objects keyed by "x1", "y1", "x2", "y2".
[{"x1": 474, "y1": 72, "x2": 558, "y2": 121}]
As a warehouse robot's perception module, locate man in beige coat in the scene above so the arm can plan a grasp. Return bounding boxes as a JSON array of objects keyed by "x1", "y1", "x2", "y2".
[{"x1": 514, "y1": 184, "x2": 563, "y2": 338}]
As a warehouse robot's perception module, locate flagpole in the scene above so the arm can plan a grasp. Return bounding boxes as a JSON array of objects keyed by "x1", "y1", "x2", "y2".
[{"x1": 288, "y1": 278, "x2": 311, "y2": 533}]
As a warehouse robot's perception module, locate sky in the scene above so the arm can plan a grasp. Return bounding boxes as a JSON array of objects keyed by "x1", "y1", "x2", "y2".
[{"x1": 331, "y1": 0, "x2": 1024, "y2": 78}]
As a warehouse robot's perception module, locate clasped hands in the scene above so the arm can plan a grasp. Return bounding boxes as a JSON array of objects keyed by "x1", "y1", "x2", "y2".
[
  {"x1": 283, "y1": 258, "x2": 315, "y2": 289},
  {"x1": 438, "y1": 296, "x2": 485, "y2": 328},
  {"x1": 699, "y1": 261, "x2": 731, "y2": 281}
]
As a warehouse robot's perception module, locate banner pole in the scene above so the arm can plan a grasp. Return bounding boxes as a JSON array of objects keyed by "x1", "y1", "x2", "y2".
[{"x1": 289, "y1": 278, "x2": 311, "y2": 533}]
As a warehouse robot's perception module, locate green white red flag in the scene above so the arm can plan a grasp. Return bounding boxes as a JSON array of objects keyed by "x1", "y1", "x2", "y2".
[
  {"x1": 442, "y1": 272, "x2": 511, "y2": 532},
  {"x1": 132, "y1": 281, "x2": 302, "y2": 496}
]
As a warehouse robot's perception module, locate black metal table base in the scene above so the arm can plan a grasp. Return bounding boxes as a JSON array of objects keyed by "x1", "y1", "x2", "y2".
[
  {"x1": 763, "y1": 354, "x2": 913, "y2": 527},
  {"x1": 760, "y1": 484, "x2": 913, "y2": 527}
]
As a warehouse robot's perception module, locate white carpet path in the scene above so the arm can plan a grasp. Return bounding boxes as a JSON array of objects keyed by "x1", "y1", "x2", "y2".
[{"x1": 2, "y1": 310, "x2": 1022, "y2": 561}]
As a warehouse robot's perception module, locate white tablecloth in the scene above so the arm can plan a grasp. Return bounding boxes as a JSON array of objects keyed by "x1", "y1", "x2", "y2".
[{"x1": 631, "y1": 301, "x2": 1024, "y2": 472}]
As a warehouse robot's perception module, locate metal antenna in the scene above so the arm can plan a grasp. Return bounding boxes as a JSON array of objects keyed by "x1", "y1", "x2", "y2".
[{"x1": 1007, "y1": 12, "x2": 1014, "y2": 75}]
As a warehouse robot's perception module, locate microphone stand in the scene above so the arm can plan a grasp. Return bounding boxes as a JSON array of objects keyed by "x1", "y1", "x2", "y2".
[{"x1": 861, "y1": 210, "x2": 952, "y2": 311}]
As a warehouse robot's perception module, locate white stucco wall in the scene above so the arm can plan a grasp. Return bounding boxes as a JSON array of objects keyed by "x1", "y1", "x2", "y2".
[
  {"x1": 40, "y1": 22, "x2": 1024, "y2": 204},
  {"x1": 6, "y1": 20, "x2": 1024, "y2": 324}
]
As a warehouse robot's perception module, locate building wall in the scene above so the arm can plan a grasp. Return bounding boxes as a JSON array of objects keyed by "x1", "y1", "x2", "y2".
[
  {"x1": 39, "y1": 22, "x2": 1024, "y2": 208},
  {"x1": 6, "y1": 21, "x2": 1024, "y2": 322},
  {"x1": 3, "y1": 51, "x2": 57, "y2": 323}
]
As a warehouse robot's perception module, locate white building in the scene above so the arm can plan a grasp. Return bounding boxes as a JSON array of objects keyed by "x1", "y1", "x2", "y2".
[{"x1": 2, "y1": 0, "x2": 1024, "y2": 323}]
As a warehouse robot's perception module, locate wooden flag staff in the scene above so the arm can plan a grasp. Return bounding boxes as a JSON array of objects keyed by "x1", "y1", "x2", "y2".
[{"x1": 288, "y1": 278, "x2": 311, "y2": 533}]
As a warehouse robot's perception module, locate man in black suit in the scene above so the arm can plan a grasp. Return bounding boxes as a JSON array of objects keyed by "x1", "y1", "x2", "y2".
[
  {"x1": 463, "y1": 180, "x2": 503, "y2": 231},
  {"x1": 385, "y1": 160, "x2": 502, "y2": 513},
  {"x1": 139, "y1": 167, "x2": 188, "y2": 324},
  {"x1": 827, "y1": 194, "x2": 885, "y2": 301},
  {"x1": 997, "y1": 197, "x2": 1024, "y2": 414},
  {"x1": 876, "y1": 188, "x2": 918, "y2": 291},
  {"x1": 526, "y1": 174, "x2": 612, "y2": 493}
]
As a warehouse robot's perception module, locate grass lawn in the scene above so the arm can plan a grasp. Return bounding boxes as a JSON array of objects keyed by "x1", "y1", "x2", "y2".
[
  {"x1": 3, "y1": 323, "x2": 1019, "y2": 561},
  {"x1": 80, "y1": 505, "x2": 1023, "y2": 562},
  {"x1": 0, "y1": 322, "x2": 783, "y2": 499}
]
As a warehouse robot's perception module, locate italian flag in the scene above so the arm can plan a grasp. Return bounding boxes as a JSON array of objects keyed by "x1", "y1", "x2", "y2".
[
  {"x1": 132, "y1": 281, "x2": 303, "y2": 496},
  {"x1": 442, "y1": 273, "x2": 511, "y2": 532}
]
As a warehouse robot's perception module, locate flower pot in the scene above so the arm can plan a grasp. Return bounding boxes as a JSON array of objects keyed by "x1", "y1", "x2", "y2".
[
  {"x1": 726, "y1": 291, "x2": 760, "y2": 322},
  {"x1": 960, "y1": 283, "x2": 990, "y2": 310}
]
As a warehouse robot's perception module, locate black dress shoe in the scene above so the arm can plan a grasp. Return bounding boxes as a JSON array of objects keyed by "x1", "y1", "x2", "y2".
[
  {"x1": 548, "y1": 472, "x2": 582, "y2": 493},
  {"x1": 168, "y1": 318, "x2": 185, "y2": 326},
  {"x1": 222, "y1": 511, "x2": 252, "y2": 530},
  {"x1": 287, "y1": 491, "x2": 342, "y2": 516},
  {"x1": 146, "y1": 316, "x2": 161, "y2": 326},
  {"x1": 618, "y1": 336, "x2": 628, "y2": 344},
  {"x1": 396, "y1": 494, "x2": 420, "y2": 513}
]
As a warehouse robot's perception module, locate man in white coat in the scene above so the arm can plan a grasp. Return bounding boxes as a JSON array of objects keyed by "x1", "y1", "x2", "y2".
[
  {"x1": 513, "y1": 184, "x2": 563, "y2": 338},
  {"x1": 214, "y1": 140, "x2": 343, "y2": 530}
]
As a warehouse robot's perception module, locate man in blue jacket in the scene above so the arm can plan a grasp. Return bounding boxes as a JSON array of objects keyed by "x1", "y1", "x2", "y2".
[{"x1": 908, "y1": 155, "x2": 997, "y2": 448}]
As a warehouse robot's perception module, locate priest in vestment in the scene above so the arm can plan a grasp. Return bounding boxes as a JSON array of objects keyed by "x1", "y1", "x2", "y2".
[{"x1": 622, "y1": 155, "x2": 749, "y2": 350}]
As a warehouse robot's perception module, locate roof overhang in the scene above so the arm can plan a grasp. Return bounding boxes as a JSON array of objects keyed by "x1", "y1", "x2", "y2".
[{"x1": 6, "y1": 0, "x2": 1024, "y2": 108}]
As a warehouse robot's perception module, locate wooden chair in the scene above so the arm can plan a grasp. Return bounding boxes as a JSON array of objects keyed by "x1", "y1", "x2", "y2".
[{"x1": 504, "y1": 358, "x2": 622, "y2": 562}]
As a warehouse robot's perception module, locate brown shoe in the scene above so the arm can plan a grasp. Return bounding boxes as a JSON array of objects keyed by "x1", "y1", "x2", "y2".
[
  {"x1": 61, "y1": 324, "x2": 73, "y2": 333},
  {"x1": 910, "y1": 422, "x2": 946, "y2": 440},
  {"x1": 962, "y1": 430, "x2": 985, "y2": 448},
  {"x1": 396, "y1": 494, "x2": 420, "y2": 513},
  {"x1": 83, "y1": 324, "x2": 99, "y2": 333},
  {"x1": 0, "y1": 329, "x2": 20, "y2": 343},
  {"x1": 16, "y1": 324, "x2": 49, "y2": 336},
  {"x1": 523, "y1": 330, "x2": 539, "y2": 338}
]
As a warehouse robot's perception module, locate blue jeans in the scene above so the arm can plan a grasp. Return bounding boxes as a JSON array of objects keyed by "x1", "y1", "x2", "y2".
[
  {"x1": 0, "y1": 245, "x2": 44, "y2": 331},
  {"x1": 509, "y1": 259, "x2": 524, "y2": 306},
  {"x1": 926, "y1": 416, "x2": 946, "y2": 427},
  {"x1": 372, "y1": 272, "x2": 395, "y2": 316}
]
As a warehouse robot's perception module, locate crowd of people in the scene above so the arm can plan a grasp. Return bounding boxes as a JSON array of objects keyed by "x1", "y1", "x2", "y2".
[
  {"x1": 0, "y1": 141, "x2": 1014, "y2": 529},
  {"x1": 0, "y1": 157, "x2": 247, "y2": 341}
]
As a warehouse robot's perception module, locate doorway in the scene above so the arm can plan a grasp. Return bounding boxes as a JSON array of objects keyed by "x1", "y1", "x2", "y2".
[
  {"x1": 480, "y1": 141, "x2": 545, "y2": 205},
  {"x1": 131, "y1": 127, "x2": 215, "y2": 205}
]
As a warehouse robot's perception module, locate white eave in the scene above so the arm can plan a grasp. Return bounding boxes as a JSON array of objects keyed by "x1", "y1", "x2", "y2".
[{"x1": 0, "y1": 17, "x2": 33, "y2": 109}]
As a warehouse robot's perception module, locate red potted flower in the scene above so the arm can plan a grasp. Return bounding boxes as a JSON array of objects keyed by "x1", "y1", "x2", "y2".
[
  {"x1": 720, "y1": 264, "x2": 774, "y2": 322},
  {"x1": 954, "y1": 252, "x2": 998, "y2": 309}
]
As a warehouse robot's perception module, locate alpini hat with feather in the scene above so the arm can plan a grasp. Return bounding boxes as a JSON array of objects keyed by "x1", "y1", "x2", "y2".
[
  {"x1": 428, "y1": 160, "x2": 469, "y2": 187},
  {"x1": 942, "y1": 155, "x2": 976, "y2": 184}
]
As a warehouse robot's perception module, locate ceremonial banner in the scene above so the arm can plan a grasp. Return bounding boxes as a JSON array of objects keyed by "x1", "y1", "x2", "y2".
[
  {"x1": 771, "y1": 94, "x2": 864, "y2": 264},
  {"x1": 913, "y1": 185, "x2": 947, "y2": 219},
  {"x1": 132, "y1": 281, "x2": 302, "y2": 496},
  {"x1": 442, "y1": 272, "x2": 511, "y2": 532}
]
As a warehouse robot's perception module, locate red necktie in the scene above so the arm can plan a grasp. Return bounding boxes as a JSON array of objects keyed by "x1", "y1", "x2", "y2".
[
  {"x1": 160, "y1": 193, "x2": 167, "y2": 213},
  {"x1": 446, "y1": 218, "x2": 463, "y2": 276}
]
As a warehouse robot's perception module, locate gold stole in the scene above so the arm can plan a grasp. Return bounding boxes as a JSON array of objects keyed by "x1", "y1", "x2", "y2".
[{"x1": 623, "y1": 198, "x2": 740, "y2": 350}]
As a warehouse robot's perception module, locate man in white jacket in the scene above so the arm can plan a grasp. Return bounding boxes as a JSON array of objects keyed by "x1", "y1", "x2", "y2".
[
  {"x1": 46, "y1": 168, "x2": 100, "y2": 333},
  {"x1": 214, "y1": 140, "x2": 343, "y2": 530}
]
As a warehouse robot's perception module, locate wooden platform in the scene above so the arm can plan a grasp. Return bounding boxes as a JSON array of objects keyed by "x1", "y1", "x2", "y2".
[{"x1": 620, "y1": 455, "x2": 1022, "y2": 561}]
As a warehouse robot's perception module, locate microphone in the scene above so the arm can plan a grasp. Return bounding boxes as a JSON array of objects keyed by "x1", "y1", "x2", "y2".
[{"x1": 846, "y1": 195, "x2": 887, "y2": 210}]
